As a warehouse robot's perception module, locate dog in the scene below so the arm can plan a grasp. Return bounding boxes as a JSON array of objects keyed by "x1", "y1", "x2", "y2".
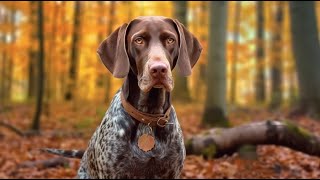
[{"x1": 45, "y1": 16, "x2": 202, "y2": 179}]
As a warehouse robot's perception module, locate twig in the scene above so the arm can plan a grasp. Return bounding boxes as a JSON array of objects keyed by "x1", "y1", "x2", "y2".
[
  {"x1": 18, "y1": 157, "x2": 69, "y2": 169},
  {"x1": 0, "y1": 120, "x2": 25, "y2": 137}
]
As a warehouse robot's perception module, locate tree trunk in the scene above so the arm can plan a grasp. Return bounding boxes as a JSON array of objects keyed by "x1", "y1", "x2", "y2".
[
  {"x1": 0, "y1": 8, "x2": 8, "y2": 104},
  {"x1": 31, "y1": 1, "x2": 45, "y2": 132},
  {"x1": 58, "y1": 1, "x2": 67, "y2": 100},
  {"x1": 7, "y1": 7, "x2": 16, "y2": 102},
  {"x1": 255, "y1": 1, "x2": 266, "y2": 104},
  {"x1": 289, "y1": 1, "x2": 320, "y2": 118},
  {"x1": 172, "y1": 1, "x2": 192, "y2": 102},
  {"x1": 230, "y1": 1, "x2": 241, "y2": 104},
  {"x1": 0, "y1": 40, "x2": 6, "y2": 105},
  {"x1": 198, "y1": 2, "x2": 207, "y2": 84},
  {"x1": 7, "y1": 51, "x2": 13, "y2": 102},
  {"x1": 65, "y1": 1, "x2": 81, "y2": 101},
  {"x1": 45, "y1": 2, "x2": 59, "y2": 104},
  {"x1": 270, "y1": 2, "x2": 284, "y2": 109},
  {"x1": 0, "y1": 9, "x2": 7, "y2": 104},
  {"x1": 28, "y1": 2, "x2": 38, "y2": 101},
  {"x1": 28, "y1": 56, "x2": 36, "y2": 100},
  {"x1": 44, "y1": 2, "x2": 59, "y2": 116},
  {"x1": 202, "y1": 1, "x2": 229, "y2": 127},
  {"x1": 53, "y1": 2, "x2": 63, "y2": 101},
  {"x1": 186, "y1": 120, "x2": 320, "y2": 158},
  {"x1": 289, "y1": 70, "x2": 298, "y2": 105}
]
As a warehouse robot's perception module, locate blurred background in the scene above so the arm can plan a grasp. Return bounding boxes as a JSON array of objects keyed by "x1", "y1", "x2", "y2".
[{"x1": 0, "y1": 1, "x2": 320, "y2": 179}]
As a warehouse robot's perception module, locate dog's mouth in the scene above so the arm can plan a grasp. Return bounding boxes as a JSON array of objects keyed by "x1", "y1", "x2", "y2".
[{"x1": 138, "y1": 76, "x2": 174, "y2": 93}]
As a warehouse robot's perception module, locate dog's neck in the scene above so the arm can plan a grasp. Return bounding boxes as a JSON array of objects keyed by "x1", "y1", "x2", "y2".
[{"x1": 122, "y1": 71, "x2": 171, "y2": 114}]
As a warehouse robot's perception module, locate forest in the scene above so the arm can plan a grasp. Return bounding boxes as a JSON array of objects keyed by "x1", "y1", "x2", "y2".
[{"x1": 0, "y1": 1, "x2": 320, "y2": 178}]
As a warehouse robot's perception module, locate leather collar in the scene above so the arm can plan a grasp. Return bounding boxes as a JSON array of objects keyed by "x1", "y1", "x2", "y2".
[{"x1": 120, "y1": 91, "x2": 172, "y2": 127}]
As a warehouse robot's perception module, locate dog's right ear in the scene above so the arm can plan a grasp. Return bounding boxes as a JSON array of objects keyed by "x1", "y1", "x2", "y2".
[{"x1": 97, "y1": 23, "x2": 130, "y2": 78}]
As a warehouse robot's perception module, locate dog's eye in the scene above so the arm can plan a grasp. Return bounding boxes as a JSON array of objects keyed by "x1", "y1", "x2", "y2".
[
  {"x1": 166, "y1": 38, "x2": 175, "y2": 44},
  {"x1": 134, "y1": 37, "x2": 144, "y2": 45}
]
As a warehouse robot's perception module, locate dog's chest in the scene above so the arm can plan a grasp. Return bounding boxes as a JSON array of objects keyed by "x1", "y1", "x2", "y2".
[{"x1": 80, "y1": 92, "x2": 186, "y2": 178}]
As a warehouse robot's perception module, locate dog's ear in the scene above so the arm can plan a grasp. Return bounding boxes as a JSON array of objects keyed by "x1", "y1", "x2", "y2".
[
  {"x1": 97, "y1": 23, "x2": 130, "y2": 78},
  {"x1": 173, "y1": 19, "x2": 202, "y2": 76}
]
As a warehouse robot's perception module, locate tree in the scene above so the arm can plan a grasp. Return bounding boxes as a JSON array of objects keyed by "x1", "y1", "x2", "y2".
[
  {"x1": 6, "y1": 6, "x2": 16, "y2": 102},
  {"x1": 57, "y1": 1, "x2": 67, "y2": 100},
  {"x1": 65, "y1": 1, "x2": 82, "y2": 101},
  {"x1": 230, "y1": 1, "x2": 241, "y2": 104},
  {"x1": 202, "y1": 1, "x2": 229, "y2": 127},
  {"x1": 289, "y1": 1, "x2": 320, "y2": 118},
  {"x1": 45, "y1": 2, "x2": 59, "y2": 103},
  {"x1": 0, "y1": 7, "x2": 8, "y2": 104},
  {"x1": 270, "y1": 1, "x2": 284, "y2": 109},
  {"x1": 255, "y1": 1, "x2": 266, "y2": 104},
  {"x1": 172, "y1": 1, "x2": 192, "y2": 102},
  {"x1": 31, "y1": 1, "x2": 45, "y2": 132},
  {"x1": 28, "y1": 1, "x2": 38, "y2": 100}
]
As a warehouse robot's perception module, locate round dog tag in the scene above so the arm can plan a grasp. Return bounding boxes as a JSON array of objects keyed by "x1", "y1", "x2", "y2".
[{"x1": 138, "y1": 134, "x2": 155, "y2": 152}]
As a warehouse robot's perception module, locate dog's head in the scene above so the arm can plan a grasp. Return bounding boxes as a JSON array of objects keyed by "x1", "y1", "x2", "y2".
[{"x1": 97, "y1": 16, "x2": 202, "y2": 92}]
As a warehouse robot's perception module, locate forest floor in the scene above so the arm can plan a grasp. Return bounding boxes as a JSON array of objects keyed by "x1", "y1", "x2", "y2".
[{"x1": 0, "y1": 101, "x2": 319, "y2": 178}]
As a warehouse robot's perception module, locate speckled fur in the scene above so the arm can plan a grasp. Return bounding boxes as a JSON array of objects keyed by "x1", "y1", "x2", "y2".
[{"x1": 77, "y1": 90, "x2": 185, "y2": 179}]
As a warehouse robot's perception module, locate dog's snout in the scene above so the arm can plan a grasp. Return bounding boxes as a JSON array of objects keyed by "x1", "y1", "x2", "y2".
[{"x1": 149, "y1": 62, "x2": 168, "y2": 78}]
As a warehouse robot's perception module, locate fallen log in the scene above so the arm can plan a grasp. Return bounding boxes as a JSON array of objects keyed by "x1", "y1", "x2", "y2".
[{"x1": 186, "y1": 120, "x2": 320, "y2": 158}]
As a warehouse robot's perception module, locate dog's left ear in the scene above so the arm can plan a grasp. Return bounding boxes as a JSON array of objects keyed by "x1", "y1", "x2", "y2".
[{"x1": 173, "y1": 19, "x2": 202, "y2": 76}]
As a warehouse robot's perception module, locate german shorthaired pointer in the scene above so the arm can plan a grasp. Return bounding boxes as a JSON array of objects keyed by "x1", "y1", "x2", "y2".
[{"x1": 46, "y1": 16, "x2": 202, "y2": 179}]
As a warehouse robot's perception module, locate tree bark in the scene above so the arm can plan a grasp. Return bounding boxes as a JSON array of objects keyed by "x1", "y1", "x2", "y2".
[
  {"x1": 289, "y1": 1, "x2": 320, "y2": 118},
  {"x1": 202, "y1": 1, "x2": 229, "y2": 127},
  {"x1": 0, "y1": 50, "x2": 5, "y2": 104},
  {"x1": 199, "y1": 2, "x2": 207, "y2": 84},
  {"x1": 172, "y1": 1, "x2": 192, "y2": 102},
  {"x1": 0, "y1": 7, "x2": 9, "y2": 104},
  {"x1": 28, "y1": 56, "x2": 36, "y2": 100},
  {"x1": 28, "y1": 2, "x2": 38, "y2": 101},
  {"x1": 270, "y1": 2, "x2": 284, "y2": 109},
  {"x1": 45, "y1": 2, "x2": 59, "y2": 104},
  {"x1": 31, "y1": 1, "x2": 45, "y2": 132},
  {"x1": 58, "y1": 1, "x2": 67, "y2": 100},
  {"x1": 255, "y1": 1, "x2": 266, "y2": 104},
  {"x1": 65, "y1": 1, "x2": 81, "y2": 101},
  {"x1": 230, "y1": 1, "x2": 241, "y2": 104},
  {"x1": 6, "y1": 6, "x2": 16, "y2": 102},
  {"x1": 186, "y1": 120, "x2": 320, "y2": 158},
  {"x1": 0, "y1": 11, "x2": 7, "y2": 104}
]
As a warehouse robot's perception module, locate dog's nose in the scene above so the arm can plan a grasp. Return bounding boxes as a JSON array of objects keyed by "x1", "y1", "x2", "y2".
[{"x1": 149, "y1": 62, "x2": 168, "y2": 78}]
